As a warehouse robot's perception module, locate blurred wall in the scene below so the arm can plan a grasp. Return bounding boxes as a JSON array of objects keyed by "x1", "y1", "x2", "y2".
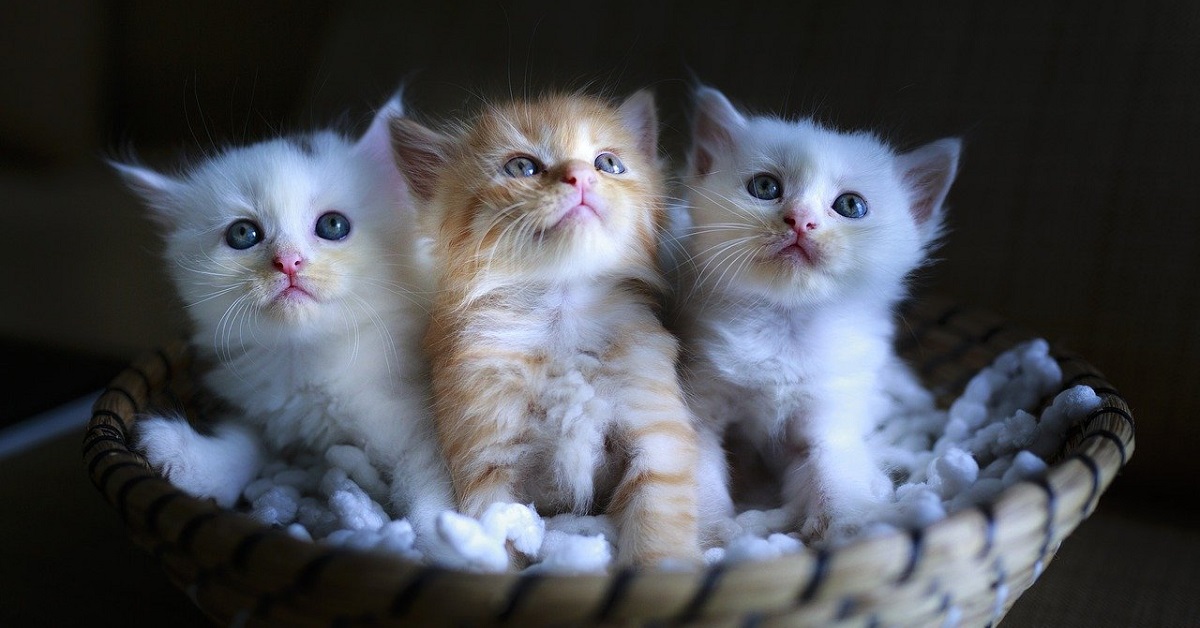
[{"x1": 1, "y1": 0, "x2": 1195, "y2": 500}]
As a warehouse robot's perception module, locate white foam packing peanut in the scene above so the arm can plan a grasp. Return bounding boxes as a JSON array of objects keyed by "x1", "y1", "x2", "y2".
[{"x1": 234, "y1": 339, "x2": 1101, "y2": 571}]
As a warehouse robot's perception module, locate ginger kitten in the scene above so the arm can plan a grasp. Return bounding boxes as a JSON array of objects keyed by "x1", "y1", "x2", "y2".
[{"x1": 391, "y1": 91, "x2": 702, "y2": 566}]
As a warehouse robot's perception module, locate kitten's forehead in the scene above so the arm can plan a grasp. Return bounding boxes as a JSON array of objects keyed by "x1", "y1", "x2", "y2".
[
  {"x1": 737, "y1": 118, "x2": 892, "y2": 179},
  {"x1": 180, "y1": 135, "x2": 378, "y2": 232},
  {"x1": 471, "y1": 96, "x2": 628, "y2": 157}
]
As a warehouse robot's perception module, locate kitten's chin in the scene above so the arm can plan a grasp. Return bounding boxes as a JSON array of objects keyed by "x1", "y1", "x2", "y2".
[
  {"x1": 262, "y1": 289, "x2": 322, "y2": 324},
  {"x1": 737, "y1": 261, "x2": 843, "y2": 307},
  {"x1": 541, "y1": 203, "x2": 602, "y2": 235}
]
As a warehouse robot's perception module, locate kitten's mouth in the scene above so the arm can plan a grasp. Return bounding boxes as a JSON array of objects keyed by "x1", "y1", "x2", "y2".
[
  {"x1": 773, "y1": 237, "x2": 820, "y2": 266},
  {"x1": 274, "y1": 282, "x2": 317, "y2": 304},
  {"x1": 543, "y1": 202, "x2": 601, "y2": 234}
]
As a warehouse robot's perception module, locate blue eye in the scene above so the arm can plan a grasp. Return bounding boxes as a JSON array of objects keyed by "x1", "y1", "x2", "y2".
[
  {"x1": 503, "y1": 155, "x2": 541, "y2": 177},
  {"x1": 832, "y1": 193, "x2": 868, "y2": 219},
  {"x1": 315, "y1": 211, "x2": 351, "y2": 241},
  {"x1": 595, "y1": 152, "x2": 626, "y2": 174},
  {"x1": 225, "y1": 219, "x2": 262, "y2": 250},
  {"x1": 747, "y1": 174, "x2": 782, "y2": 201}
]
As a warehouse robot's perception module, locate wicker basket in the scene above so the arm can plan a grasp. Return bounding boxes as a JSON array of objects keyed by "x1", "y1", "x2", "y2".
[{"x1": 83, "y1": 296, "x2": 1135, "y2": 627}]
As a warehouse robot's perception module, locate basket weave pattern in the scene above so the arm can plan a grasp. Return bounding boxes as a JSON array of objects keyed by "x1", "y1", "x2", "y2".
[{"x1": 83, "y1": 296, "x2": 1135, "y2": 626}]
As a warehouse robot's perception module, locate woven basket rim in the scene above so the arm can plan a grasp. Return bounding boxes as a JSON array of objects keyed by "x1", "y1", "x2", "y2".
[{"x1": 82, "y1": 295, "x2": 1136, "y2": 626}]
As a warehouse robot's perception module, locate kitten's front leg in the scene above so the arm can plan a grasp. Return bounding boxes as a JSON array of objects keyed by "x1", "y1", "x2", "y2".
[
  {"x1": 434, "y1": 364, "x2": 531, "y2": 520},
  {"x1": 783, "y1": 393, "x2": 894, "y2": 542},
  {"x1": 136, "y1": 414, "x2": 264, "y2": 508},
  {"x1": 607, "y1": 346, "x2": 702, "y2": 566}
]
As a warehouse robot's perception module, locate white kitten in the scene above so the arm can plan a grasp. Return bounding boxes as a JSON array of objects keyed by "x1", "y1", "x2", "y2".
[
  {"x1": 672, "y1": 86, "x2": 959, "y2": 541},
  {"x1": 113, "y1": 93, "x2": 454, "y2": 540}
]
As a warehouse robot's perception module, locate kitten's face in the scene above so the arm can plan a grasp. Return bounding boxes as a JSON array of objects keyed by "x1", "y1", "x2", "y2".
[
  {"x1": 116, "y1": 98, "x2": 418, "y2": 350},
  {"x1": 395, "y1": 93, "x2": 662, "y2": 283},
  {"x1": 683, "y1": 88, "x2": 959, "y2": 306}
]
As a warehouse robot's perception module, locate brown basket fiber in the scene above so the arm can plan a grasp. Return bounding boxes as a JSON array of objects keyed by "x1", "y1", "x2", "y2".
[{"x1": 83, "y1": 296, "x2": 1135, "y2": 627}]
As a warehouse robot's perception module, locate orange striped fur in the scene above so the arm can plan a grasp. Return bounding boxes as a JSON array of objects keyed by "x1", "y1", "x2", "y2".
[{"x1": 392, "y1": 92, "x2": 701, "y2": 566}]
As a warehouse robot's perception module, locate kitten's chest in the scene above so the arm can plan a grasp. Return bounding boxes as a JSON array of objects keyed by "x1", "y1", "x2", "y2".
[
  {"x1": 202, "y1": 347, "x2": 350, "y2": 450},
  {"x1": 699, "y1": 308, "x2": 824, "y2": 387}
]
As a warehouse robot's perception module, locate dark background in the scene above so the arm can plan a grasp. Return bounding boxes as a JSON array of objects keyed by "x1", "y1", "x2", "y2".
[{"x1": 2, "y1": 1, "x2": 1197, "y2": 625}]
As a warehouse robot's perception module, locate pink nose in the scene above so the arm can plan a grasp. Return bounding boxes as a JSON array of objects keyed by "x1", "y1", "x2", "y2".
[
  {"x1": 784, "y1": 212, "x2": 819, "y2": 233},
  {"x1": 561, "y1": 164, "x2": 596, "y2": 189},
  {"x1": 273, "y1": 252, "x2": 304, "y2": 275}
]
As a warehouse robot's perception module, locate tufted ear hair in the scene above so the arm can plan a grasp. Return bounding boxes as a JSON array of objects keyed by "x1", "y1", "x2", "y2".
[
  {"x1": 690, "y1": 86, "x2": 747, "y2": 177},
  {"x1": 109, "y1": 160, "x2": 186, "y2": 227},
  {"x1": 897, "y1": 137, "x2": 962, "y2": 226},
  {"x1": 354, "y1": 87, "x2": 406, "y2": 166},
  {"x1": 617, "y1": 89, "x2": 659, "y2": 162},
  {"x1": 389, "y1": 117, "x2": 453, "y2": 204}
]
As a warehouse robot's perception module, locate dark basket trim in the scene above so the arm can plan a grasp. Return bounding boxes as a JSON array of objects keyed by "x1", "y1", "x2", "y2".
[
  {"x1": 1031, "y1": 477, "x2": 1058, "y2": 562},
  {"x1": 976, "y1": 504, "x2": 997, "y2": 559},
  {"x1": 231, "y1": 530, "x2": 271, "y2": 571},
  {"x1": 836, "y1": 596, "x2": 860, "y2": 621},
  {"x1": 990, "y1": 563, "x2": 1007, "y2": 591},
  {"x1": 244, "y1": 551, "x2": 339, "y2": 621},
  {"x1": 898, "y1": 528, "x2": 925, "y2": 584},
  {"x1": 978, "y1": 324, "x2": 1009, "y2": 345},
  {"x1": 97, "y1": 459, "x2": 144, "y2": 491},
  {"x1": 677, "y1": 564, "x2": 726, "y2": 623},
  {"x1": 294, "y1": 551, "x2": 338, "y2": 592},
  {"x1": 1080, "y1": 429, "x2": 1128, "y2": 467},
  {"x1": 1064, "y1": 453, "x2": 1102, "y2": 516},
  {"x1": 740, "y1": 611, "x2": 764, "y2": 628},
  {"x1": 1085, "y1": 406, "x2": 1135, "y2": 432},
  {"x1": 1061, "y1": 371, "x2": 1104, "y2": 388},
  {"x1": 797, "y1": 548, "x2": 831, "y2": 603},
  {"x1": 390, "y1": 567, "x2": 442, "y2": 617},
  {"x1": 497, "y1": 572, "x2": 543, "y2": 622},
  {"x1": 90, "y1": 408, "x2": 129, "y2": 437},
  {"x1": 81, "y1": 434, "x2": 126, "y2": 458},
  {"x1": 115, "y1": 474, "x2": 157, "y2": 523},
  {"x1": 145, "y1": 491, "x2": 185, "y2": 537},
  {"x1": 102, "y1": 386, "x2": 141, "y2": 414},
  {"x1": 176, "y1": 510, "x2": 222, "y2": 554},
  {"x1": 86, "y1": 442, "x2": 131, "y2": 480},
  {"x1": 593, "y1": 566, "x2": 637, "y2": 622}
]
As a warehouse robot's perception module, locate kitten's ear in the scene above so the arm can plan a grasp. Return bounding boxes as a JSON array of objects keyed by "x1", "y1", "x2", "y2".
[
  {"x1": 618, "y1": 89, "x2": 659, "y2": 161},
  {"x1": 897, "y1": 138, "x2": 962, "y2": 225},
  {"x1": 691, "y1": 86, "x2": 746, "y2": 177},
  {"x1": 389, "y1": 118, "x2": 452, "y2": 204},
  {"x1": 109, "y1": 160, "x2": 184, "y2": 225},
  {"x1": 355, "y1": 89, "x2": 406, "y2": 165}
]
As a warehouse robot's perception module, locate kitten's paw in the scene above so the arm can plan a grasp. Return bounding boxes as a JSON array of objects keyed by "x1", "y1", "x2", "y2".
[
  {"x1": 791, "y1": 470, "x2": 894, "y2": 543},
  {"x1": 135, "y1": 416, "x2": 263, "y2": 508}
]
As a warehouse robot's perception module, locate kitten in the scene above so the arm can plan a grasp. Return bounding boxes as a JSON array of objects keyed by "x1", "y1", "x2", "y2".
[
  {"x1": 112, "y1": 93, "x2": 454, "y2": 540},
  {"x1": 672, "y1": 86, "x2": 960, "y2": 541},
  {"x1": 390, "y1": 91, "x2": 702, "y2": 566}
]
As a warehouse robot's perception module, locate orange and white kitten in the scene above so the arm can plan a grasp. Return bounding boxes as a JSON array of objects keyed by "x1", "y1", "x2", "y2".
[{"x1": 391, "y1": 92, "x2": 702, "y2": 566}]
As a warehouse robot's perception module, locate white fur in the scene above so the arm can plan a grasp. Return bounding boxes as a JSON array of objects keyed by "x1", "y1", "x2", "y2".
[
  {"x1": 135, "y1": 415, "x2": 263, "y2": 508},
  {"x1": 673, "y1": 86, "x2": 961, "y2": 539},
  {"x1": 115, "y1": 94, "x2": 455, "y2": 539}
]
